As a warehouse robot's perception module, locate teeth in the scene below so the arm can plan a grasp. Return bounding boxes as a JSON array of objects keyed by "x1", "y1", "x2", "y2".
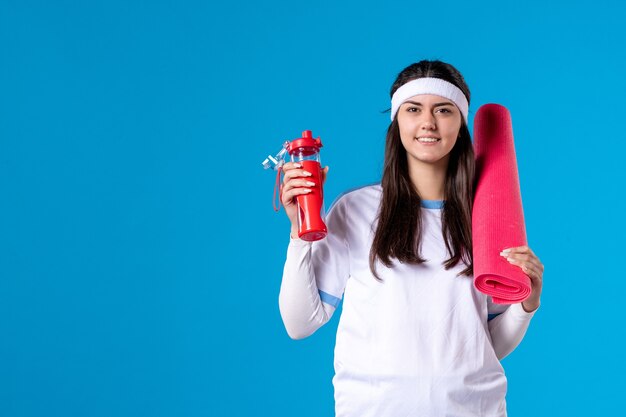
[{"x1": 417, "y1": 137, "x2": 440, "y2": 142}]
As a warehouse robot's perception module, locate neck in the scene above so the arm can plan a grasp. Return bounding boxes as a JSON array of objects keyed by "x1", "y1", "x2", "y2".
[{"x1": 407, "y1": 158, "x2": 448, "y2": 200}]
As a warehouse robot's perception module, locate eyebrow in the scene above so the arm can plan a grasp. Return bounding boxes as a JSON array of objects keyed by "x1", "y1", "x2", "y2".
[{"x1": 403, "y1": 100, "x2": 454, "y2": 107}]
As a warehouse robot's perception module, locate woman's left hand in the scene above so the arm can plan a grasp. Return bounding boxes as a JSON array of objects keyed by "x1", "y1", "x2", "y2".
[{"x1": 500, "y1": 246, "x2": 544, "y2": 313}]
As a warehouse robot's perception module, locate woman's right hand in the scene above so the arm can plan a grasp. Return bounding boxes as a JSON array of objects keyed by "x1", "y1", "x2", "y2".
[{"x1": 281, "y1": 162, "x2": 329, "y2": 238}]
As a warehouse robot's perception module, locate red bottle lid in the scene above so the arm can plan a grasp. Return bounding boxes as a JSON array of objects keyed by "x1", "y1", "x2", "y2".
[{"x1": 288, "y1": 130, "x2": 323, "y2": 154}]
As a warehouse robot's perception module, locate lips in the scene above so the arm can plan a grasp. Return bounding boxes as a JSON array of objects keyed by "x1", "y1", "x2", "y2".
[{"x1": 416, "y1": 137, "x2": 441, "y2": 143}]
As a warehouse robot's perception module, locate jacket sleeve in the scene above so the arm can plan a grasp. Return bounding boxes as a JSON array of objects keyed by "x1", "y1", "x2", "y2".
[
  {"x1": 488, "y1": 301, "x2": 538, "y2": 360},
  {"x1": 278, "y1": 198, "x2": 351, "y2": 340}
]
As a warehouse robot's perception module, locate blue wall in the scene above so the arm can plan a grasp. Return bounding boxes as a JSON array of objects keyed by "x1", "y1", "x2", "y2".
[{"x1": 1, "y1": 0, "x2": 624, "y2": 415}]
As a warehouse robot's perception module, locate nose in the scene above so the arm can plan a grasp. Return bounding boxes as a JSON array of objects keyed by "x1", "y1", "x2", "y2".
[{"x1": 420, "y1": 112, "x2": 437, "y2": 131}]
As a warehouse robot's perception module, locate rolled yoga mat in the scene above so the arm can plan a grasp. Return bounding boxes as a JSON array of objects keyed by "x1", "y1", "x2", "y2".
[{"x1": 473, "y1": 104, "x2": 531, "y2": 304}]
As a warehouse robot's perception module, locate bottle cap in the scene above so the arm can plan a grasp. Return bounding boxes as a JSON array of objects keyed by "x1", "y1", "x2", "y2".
[{"x1": 288, "y1": 130, "x2": 323, "y2": 154}]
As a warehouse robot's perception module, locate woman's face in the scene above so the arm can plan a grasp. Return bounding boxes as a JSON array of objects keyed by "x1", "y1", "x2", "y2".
[{"x1": 396, "y1": 94, "x2": 463, "y2": 169}]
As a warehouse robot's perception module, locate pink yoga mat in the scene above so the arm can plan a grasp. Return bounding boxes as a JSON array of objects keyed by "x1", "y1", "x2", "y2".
[{"x1": 473, "y1": 104, "x2": 531, "y2": 304}]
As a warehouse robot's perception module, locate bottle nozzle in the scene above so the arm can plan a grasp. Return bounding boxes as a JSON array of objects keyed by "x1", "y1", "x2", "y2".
[{"x1": 261, "y1": 141, "x2": 290, "y2": 171}]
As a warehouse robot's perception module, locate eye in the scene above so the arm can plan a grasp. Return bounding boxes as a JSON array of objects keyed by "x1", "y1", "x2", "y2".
[
  {"x1": 406, "y1": 106, "x2": 420, "y2": 113},
  {"x1": 436, "y1": 107, "x2": 453, "y2": 114}
]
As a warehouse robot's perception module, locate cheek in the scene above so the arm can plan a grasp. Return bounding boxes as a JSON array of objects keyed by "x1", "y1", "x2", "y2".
[
  {"x1": 441, "y1": 123, "x2": 461, "y2": 142},
  {"x1": 397, "y1": 126, "x2": 410, "y2": 144},
  {"x1": 398, "y1": 134, "x2": 411, "y2": 152},
  {"x1": 397, "y1": 118, "x2": 415, "y2": 142},
  {"x1": 399, "y1": 128, "x2": 411, "y2": 144}
]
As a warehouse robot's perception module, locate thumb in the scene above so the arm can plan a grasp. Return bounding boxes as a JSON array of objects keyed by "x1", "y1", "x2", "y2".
[{"x1": 322, "y1": 166, "x2": 329, "y2": 184}]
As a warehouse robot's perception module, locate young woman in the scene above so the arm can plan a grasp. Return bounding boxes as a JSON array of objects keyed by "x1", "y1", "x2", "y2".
[{"x1": 278, "y1": 60, "x2": 544, "y2": 417}]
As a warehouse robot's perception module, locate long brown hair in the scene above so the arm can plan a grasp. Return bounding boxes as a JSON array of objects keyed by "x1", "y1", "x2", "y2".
[{"x1": 369, "y1": 60, "x2": 475, "y2": 279}]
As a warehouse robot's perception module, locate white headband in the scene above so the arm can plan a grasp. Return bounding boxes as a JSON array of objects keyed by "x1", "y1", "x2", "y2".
[{"x1": 390, "y1": 77, "x2": 469, "y2": 124}]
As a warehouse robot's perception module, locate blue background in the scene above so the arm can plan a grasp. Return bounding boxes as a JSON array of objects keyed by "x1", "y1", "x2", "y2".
[{"x1": 1, "y1": 0, "x2": 624, "y2": 415}]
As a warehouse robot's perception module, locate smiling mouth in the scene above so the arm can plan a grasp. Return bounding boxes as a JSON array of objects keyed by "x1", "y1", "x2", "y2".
[{"x1": 416, "y1": 137, "x2": 441, "y2": 143}]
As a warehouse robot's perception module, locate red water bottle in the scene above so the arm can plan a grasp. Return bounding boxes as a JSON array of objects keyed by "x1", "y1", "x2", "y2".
[{"x1": 288, "y1": 130, "x2": 327, "y2": 241}]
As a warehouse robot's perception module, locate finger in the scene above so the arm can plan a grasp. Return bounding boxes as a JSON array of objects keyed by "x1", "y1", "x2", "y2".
[
  {"x1": 505, "y1": 257, "x2": 542, "y2": 281},
  {"x1": 502, "y1": 246, "x2": 538, "y2": 259},
  {"x1": 505, "y1": 252, "x2": 543, "y2": 273},
  {"x1": 281, "y1": 187, "x2": 313, "y2": 205},
  {"x1": 503, "y1": 254, "x2": 532, "y2": 268},
  {"x1": 522, "y1": 263, "x2": 542, "y2": 281},
  {"x1": 282, "y1": 162, "x2": 303, "y2": 171},
  {"x1": 502, "y1": 246, "x2": 530, "y2": 253},
  {"x1": 503, "y1": 252, "x2": 532, "y2": 261},
  {"x1": 282, "y1": 163, "x2": 314, "y2": 180},
  {"x1": 501, "y1": 245, "x2": 533, "y2": 254},
  {"x1": 282, "y1": 178, "x2": 317, "y2": 194},
  {"x1": 321, "y1": 166, "x2": 329, "y2": 184},
  {"x1": 527, "y1": 257, "x2": 544, "y2": 274},
  {"x1": 500, "y1": 248, "x2": 539, "y2": 263},
  {"x1": 282, "y1": 168, "x2": 314, "y2": 183}
]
